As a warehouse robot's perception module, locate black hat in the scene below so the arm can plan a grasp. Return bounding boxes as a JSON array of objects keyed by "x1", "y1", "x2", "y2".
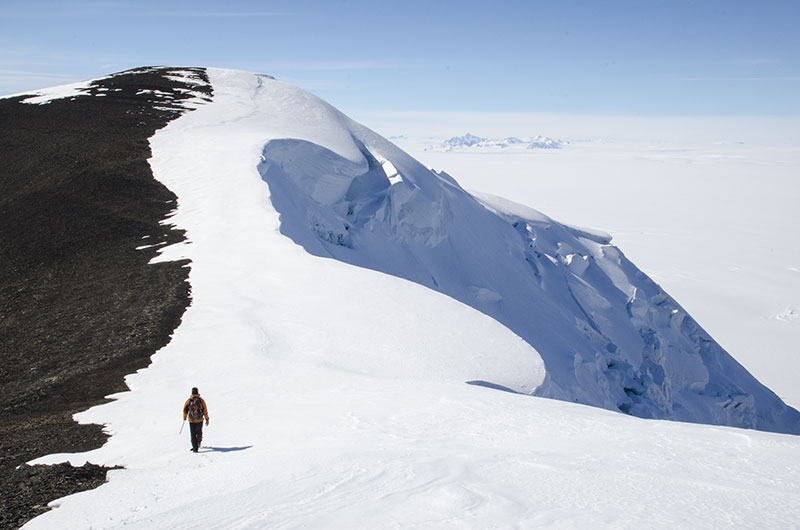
[{"x1": 191, "y1": 387, "x2": 199, "y2": 394}]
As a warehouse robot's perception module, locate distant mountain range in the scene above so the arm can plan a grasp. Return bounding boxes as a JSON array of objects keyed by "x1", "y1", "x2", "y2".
[{"x1": 433, "y1": 133, "x2": 567, "y2": 151}]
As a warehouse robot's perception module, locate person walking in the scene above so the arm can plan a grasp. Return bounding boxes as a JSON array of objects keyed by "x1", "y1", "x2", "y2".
[{"x1": 183, "y1": 387, "x2": 209, "y2": 452}]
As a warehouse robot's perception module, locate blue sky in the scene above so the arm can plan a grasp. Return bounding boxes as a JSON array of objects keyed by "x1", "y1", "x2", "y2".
[{"x1": 1, "y1": 0, "x2": 798, "y2": 116}]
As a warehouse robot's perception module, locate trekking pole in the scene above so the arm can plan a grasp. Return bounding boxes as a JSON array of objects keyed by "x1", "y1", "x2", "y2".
[{"x1": 179, "y1": 418, "x2": 186, "y2": 435}]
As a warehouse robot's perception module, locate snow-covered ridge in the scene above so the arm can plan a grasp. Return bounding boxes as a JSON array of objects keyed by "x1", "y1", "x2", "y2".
[
  {"x1": 244, "y1": 76, "x2": 798, "y2": 434},
  {"x1": 432, "y1": 132, "x2": 567, "y2": 151},
  {"x1": 14, "y1": 67, "x2": 793, "y2": 435},
  {"x1": 20, "y1": 67, "x2": 800, "y2": 530}
]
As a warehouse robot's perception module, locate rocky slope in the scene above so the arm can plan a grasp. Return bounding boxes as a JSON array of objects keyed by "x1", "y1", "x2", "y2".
[{"x1": 0, "y1": 66, "x2": 208, "y2": 529}]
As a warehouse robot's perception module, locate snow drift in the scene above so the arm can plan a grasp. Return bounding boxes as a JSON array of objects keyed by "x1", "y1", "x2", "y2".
[{"x1": 251, "y1": 74, "x2": 799, "y2": 434}]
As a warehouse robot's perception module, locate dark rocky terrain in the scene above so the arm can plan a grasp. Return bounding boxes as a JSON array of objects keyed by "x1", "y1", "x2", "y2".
[{"x1": 0, "y1": 67, "x2": 210, "y2": 529}]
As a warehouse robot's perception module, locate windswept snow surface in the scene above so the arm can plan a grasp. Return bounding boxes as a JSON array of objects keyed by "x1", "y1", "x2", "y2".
[
  {"x1": 253, "y1": 78, "x2": 798, "y2": 433},
  {"x1": 25, "y1": 69, "x2": 800, "y2": 529},
  {"x1": 394, "y1": 133, "x2": 800, "y2": 411}
]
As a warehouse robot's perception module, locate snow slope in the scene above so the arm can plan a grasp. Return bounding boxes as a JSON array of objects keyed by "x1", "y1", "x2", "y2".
[
  {"x1": 23, "y1": 69, "x2": 800, "y2": 528},
  {"x1": 251, "y1": 75, "x2": 798, "y2": 434},
  {"x1": 395, "y1": 133, "x2": 800, "y2": 410},
  {"x1": 27, "y1": 365, "x2": 800, "y2": 530}
]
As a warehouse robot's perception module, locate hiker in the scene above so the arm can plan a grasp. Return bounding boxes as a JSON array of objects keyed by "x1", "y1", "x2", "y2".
[{"x1": 183, "y1": 387, "x2": 209, "y2": 452}]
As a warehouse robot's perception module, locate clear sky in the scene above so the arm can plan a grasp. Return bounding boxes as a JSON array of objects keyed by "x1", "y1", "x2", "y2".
[{"x1": 1, "y1": 0, "x2": 799, "y2": 117}]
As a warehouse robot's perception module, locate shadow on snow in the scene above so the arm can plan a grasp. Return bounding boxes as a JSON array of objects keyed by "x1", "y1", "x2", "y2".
[{"x1": 198, "y1": 446, "x2": 253, "y2": 453}]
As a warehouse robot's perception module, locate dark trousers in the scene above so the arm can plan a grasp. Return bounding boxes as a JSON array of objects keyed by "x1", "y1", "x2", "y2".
[{"x1": 189, "y1": 421, "x2": 203, "y2": 451}]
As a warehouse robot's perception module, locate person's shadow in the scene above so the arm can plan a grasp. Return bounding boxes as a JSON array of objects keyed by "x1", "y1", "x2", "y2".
[{"x1": 199, "y1": 446, "x2": 253, "y2": 453}]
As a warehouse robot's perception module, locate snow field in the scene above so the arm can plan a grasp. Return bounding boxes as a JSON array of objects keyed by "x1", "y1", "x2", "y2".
[
  {"x1": 24, "y1": 69, "x2": 800, "y2": 529},
  {"x1": 251, "y1": 76, "x2": 798, "y2": 430},
  {"x1": 28, "y1": 361, "x2": 800, "y2": 529},
  {"x1": 404, "y1": 139, "x2": 800, "y2": 409}
]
